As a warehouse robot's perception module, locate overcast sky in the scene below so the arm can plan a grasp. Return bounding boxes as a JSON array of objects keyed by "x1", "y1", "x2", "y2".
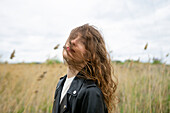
[{"x1": 0, "y1": 0, "x2": 170, "y2": 64}]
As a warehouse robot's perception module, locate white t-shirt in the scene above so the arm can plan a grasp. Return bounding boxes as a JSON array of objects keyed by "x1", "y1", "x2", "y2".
[{"x1": 60, "y1": 76, "x2": 75, "y2": 103}]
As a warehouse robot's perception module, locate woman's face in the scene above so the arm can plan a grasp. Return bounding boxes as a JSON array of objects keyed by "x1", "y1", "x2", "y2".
[{"x1": 63, "y1": 35, "x2": 86, "y2": 61}]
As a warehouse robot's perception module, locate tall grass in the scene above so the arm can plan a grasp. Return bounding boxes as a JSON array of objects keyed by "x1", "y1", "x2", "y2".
[
  {"x1": 0, "y1": 63, "x2": 169, "y2": 113},
  {"x1": 0, "y1": 63, "x2": 66, "y2": 113},
  {"x1": 114, "y1": 62, "x2": 169, "y2": 113}
]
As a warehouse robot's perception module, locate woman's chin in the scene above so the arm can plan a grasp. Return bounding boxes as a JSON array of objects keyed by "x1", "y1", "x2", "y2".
[{"x1": 63, "y1": 53, "x2": 73, "y2": 62}]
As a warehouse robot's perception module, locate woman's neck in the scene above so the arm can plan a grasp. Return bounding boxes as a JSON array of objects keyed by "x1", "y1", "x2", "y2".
[{"x1": 67, "y1": 67, "x2": 79, "y2": 78}]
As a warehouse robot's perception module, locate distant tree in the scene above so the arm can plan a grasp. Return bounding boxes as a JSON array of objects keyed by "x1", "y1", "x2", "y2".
[{"x1": 152, "y1": 57, "x2": 162, "y2": 64}]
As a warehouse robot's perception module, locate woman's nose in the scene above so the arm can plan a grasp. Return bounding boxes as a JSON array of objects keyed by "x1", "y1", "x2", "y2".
[{"x1": 70, "y1": 39, "x2": 77, "y2": 45}]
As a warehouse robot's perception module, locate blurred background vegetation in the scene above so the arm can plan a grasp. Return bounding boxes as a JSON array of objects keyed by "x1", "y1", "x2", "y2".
[
  {"x1": 0, "y1": 62, "x2": 169, "y2": 113},
  {"x1": 0, "y1": 43, "x2": 169, "y2": 113}
]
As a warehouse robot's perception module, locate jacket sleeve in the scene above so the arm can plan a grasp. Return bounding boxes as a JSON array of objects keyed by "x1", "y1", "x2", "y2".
[{"x1": 80, "y1": 87, "x2": 108, "y2": 113}]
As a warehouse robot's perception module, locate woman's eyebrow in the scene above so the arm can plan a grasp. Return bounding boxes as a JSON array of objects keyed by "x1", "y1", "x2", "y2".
[{"x1": 79, "y1": 38, "x2": 86, "y2": 42}]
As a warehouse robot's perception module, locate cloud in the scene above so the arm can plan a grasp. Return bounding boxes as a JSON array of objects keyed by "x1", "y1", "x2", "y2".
[{"x1": 0, "y1": 0, "x2": 170, "y2": 64}]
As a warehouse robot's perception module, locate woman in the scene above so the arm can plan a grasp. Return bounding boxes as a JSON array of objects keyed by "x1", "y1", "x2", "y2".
[{"x1": 52, "y1": 24, "x2": 118, "y2": 113}]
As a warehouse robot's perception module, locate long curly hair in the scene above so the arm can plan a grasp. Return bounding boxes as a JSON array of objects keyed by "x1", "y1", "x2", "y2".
[{"x1": 63, "y1": 24, "x2": 118, "y2": 112}]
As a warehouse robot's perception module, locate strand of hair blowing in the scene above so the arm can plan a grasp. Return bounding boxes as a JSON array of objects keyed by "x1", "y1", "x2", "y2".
[{"x1": 80, "y1": 24, "x2": 118, "y2": 112}]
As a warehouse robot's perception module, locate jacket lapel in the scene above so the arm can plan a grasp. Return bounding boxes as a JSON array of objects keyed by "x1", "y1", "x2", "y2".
[
  {"x1": 53, "y1": 75, "x2": 67, "y2": 113},
  {"x1": 67, "y1": 72, "x2": 85, "y2": 97}
]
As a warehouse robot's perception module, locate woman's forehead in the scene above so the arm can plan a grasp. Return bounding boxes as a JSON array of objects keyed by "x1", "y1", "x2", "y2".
[{"x1": 69, "y1": 34, "x2": 85, "y2": 41}]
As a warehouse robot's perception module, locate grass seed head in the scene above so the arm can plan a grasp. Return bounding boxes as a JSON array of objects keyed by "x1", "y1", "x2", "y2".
[
  {"x1": 10, "y1": 50, "x2": 15, "y2": 59},
  {"x1": 144, "y1": 43, "x2": 148, "y2": 50},
  {"x1": 54, "y1": 44, "x2": 60, "y2": 50}
]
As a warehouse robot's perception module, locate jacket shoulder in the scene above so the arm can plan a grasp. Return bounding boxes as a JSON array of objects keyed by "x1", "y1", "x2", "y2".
[
  {"x1": 81, "y1": 79, "x2": 103, "y2": 95},
  {"x1": 77, "y1": 79, "x2": 107, "y2": 113},
  {"x1": 81, "y1": 79, "x2": 96, "y2": 88}
]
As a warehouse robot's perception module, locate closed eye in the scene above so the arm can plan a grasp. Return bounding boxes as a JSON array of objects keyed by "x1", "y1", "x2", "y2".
[{"x1": 81, "y1": 40, "x2": 86, "y2": 44}]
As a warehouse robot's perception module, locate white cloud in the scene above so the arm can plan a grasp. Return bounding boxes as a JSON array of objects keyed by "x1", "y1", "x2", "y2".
[{"x1": 0, "y1": 0, "x2": 170, "y2": 64}]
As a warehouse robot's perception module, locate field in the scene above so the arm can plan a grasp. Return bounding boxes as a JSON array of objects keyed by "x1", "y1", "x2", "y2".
[{"x1": 0, "y1": 63, "x2": 169, "y2": 113}]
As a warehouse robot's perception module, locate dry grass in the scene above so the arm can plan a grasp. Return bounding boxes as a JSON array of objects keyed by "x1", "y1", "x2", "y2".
[
  {"x1": 0, "y1": 63, "x2": 169, "y2": 113},
  {"x1": 114, "y1": 63, "x2": 170, "y2": 113}
]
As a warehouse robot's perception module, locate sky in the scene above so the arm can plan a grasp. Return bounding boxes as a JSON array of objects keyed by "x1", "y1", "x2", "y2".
[{"x1": 0, "y1": 0, "x2": 170, "y2": 64}]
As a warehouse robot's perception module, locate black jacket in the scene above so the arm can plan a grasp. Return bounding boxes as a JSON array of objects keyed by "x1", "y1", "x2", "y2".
[{"x1": 52, "y1": 72, "x2": 108, "y2": 113}]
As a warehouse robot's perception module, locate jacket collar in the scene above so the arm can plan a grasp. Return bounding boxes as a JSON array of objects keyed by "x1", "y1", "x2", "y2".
[
  {"x1": 59, "y1": 71, "x2": 85, "y2": 96},
  {"x1": 59, "y1": 64, "x2": 93, "y2": 96}
]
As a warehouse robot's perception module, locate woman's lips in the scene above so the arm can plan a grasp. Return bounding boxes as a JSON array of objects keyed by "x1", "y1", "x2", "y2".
[
  {"x1": 66, "y1": 46, "x2": 75, "y2": 52},
  {"x1": 67, "y1": 47, "x2": 70, "y2": 51}
]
